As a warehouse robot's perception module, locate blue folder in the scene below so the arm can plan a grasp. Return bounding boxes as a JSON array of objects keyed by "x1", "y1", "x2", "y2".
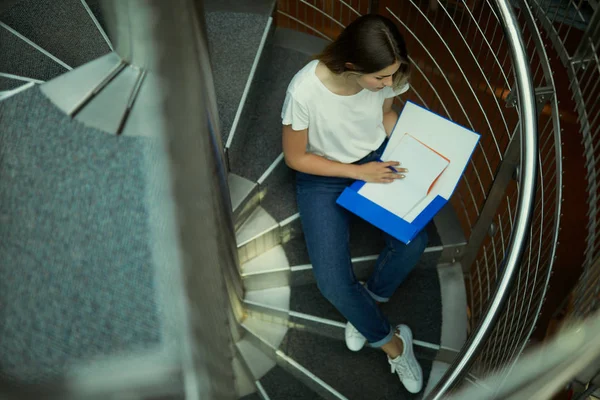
[{"x1": 336, "y1": 101, "x2": 480, "y2": 244}]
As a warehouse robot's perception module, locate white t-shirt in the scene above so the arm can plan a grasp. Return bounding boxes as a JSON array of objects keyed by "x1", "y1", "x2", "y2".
[{"x1": 281, "y1": 59, "x2": 409, "y2": 163}]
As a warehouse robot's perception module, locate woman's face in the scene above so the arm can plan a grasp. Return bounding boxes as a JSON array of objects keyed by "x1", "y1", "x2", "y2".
[{"x1": 356, "y1": 61, "x2": 401, "y2": 92}]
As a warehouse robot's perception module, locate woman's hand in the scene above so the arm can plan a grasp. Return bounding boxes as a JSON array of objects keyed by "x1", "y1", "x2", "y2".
[{"x1": 356, "y1": 161, "x2": 407, "y2": 183}]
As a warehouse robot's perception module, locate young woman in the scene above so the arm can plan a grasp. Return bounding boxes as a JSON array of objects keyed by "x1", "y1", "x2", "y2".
[{"x1": 281, "y1": 14, "x2": 428, "y2": 393}]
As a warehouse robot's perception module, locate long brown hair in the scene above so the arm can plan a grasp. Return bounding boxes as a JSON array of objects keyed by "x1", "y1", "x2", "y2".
[{"x1": 315, "y1": 14, "x2": 411, "y2": 90}]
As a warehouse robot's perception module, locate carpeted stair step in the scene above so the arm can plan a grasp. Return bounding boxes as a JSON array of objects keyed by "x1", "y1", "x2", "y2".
[
  {"x1": 228, "y1": 43, "x2": 310, "y2": 182},
  {"x1": 229, "y1": 172, "x2": 262, "y2": 231},
  {"x1": 243, "y1": 252, "x2": 442, "y2": 353},
  {"x1": 289, "y1": 258, "x2": 442, "y2": 340},
  {"x1": 0, "y1": 76, "x2": 30, "y2": 91},
  {"x1": 277, "y1": 262, "x2": 443, "y2": 399},
  {"x1": 0, "y1": 0, "x2": 111, "y2": 69},
  {"x1": 80, "y1": 0, "x2": 110, "y2": 43},
  {"x1": 240, "y1": 393, "x2": 262, "y2": 400},
  {"x1": 0, "y1": 87, "x2": 161, "y2": 384},
  {"x1": 204, "y1": 0, "x2": 276, "y2": 14},
  {"x1": 0, "y1": 24, "x2": 67, "y2": 81},
  {"x1": 205, "y1": 5, "x2": 273, "y2": 146},
  {"x1": 259, "y1": 158, "x2": 297, "y2": 223},
  {"x1": 256, "y1": 365, "x2": 319, "y2": 400},
  {"x1": 280, "y1": 327, "x2": 434, "y2": 400}
]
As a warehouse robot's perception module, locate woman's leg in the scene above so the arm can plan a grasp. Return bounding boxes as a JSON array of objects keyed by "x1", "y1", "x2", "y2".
[
  {"x1": 296, "y1": 174, "x2": 394, "y2": 347},
  {"x1": 364, "y1": 229, "x2": 429, "y2": 303}
]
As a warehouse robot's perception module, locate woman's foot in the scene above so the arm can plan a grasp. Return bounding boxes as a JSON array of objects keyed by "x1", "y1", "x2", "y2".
[
  {"x1": 387, "y1": 325, "x2": 423, "y2": 393},
  {"x1": 344, "y1": 282, "x2": 380, "y2": 352},
  {"x1": 345, "y1": 321, "x2": 367, "y2": 351}
]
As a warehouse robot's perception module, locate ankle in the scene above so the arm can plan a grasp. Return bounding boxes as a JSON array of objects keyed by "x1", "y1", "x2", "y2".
[{"x1": 382, "y1": 335, "x2": 404, "y2": 359}]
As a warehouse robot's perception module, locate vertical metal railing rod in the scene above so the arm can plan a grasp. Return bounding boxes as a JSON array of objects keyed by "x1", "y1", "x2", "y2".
[
  {"x1": 572, "y1": 8, "x2": 600, "y2": 63},
  {"x1": 457, "y1": 127, "x2": 520, "y2": 274},
  {"x1": 367, "y1": 0, "x2": 378, "y2": 14},
  {"x1": 427, "y1": 0, "x2": 538, "y2": 397}
]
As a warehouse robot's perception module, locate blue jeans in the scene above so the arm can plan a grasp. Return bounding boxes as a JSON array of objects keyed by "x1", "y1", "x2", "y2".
[{"x1": 296, "y1": 140, "x2": 429, "y2": 347}]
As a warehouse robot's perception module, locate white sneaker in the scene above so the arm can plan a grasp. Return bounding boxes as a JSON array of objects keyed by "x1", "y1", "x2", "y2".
[
  {"x1": 388, "y1": 324, "x2": 423, "y2": 393},
  {"x1": 345, "y1": 321, "x2": 367, "y2": 351}
]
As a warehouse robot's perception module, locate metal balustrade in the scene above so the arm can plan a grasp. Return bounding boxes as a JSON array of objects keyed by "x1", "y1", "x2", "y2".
[{"x1": 526, "y1": 0, "x2": 600, "y2": 320}]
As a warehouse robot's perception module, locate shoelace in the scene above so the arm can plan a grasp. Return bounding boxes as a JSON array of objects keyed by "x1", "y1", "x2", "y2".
[{"x1": 390, "y1": 357, "x2": 416, "y2": 380}]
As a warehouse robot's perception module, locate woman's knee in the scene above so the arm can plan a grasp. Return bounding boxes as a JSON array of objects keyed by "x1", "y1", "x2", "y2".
[
  {"x1": 315, "y1": 275, "x2": 353, "y2": 305},
  {"x1": 386, "y1": 229, "x2": 428, "y2": 254}
]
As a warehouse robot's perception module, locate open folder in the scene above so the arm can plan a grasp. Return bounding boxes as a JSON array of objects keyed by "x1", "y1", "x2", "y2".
[
  {"x1": 360, "y1": 133, "x2": 450, "y2": 219},
  {"x1": 337, "y1": 101, "x2": 480, "y2": 244}
]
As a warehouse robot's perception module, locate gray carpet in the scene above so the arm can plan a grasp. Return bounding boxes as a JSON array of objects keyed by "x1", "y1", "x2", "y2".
[
  {"x1": 260, "y1": 160, "x2": 297, "y2": 222},
  {"x1": 283, "y1": 262, "x2": 442, "y2": 400},
  {"x1": 241, "y1": 365, "x2": 317, "y2": 400},
  {"x1": 0, "y1": 25, "x2": 67, "y2": 81},
  {"x1": 204, "y1": 0, "x2": 275, "y2": 14},
  {"x1": 205, "y1": 10, "x2": 271, "y2": 146},
  {"x1": 0, "y1": 77, "x2": 24, "y2": 91},
  {"x1": 0, "y1": 0, "x2": 111, "y2": 68},
  {"x1": 83, "y1": 0, "x2": 109, "y2": 37},
  {"x1": 281, "y1": 329, "x2": 434, "y2": 400},
  {"x1": 0, "y1": 87, "x2": 161, "y2": 384},
  {"x1": 229, "y1": 44, "x2": 310, "y2": 182}
]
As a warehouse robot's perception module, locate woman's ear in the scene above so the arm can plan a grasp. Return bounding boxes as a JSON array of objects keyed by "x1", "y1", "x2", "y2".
[{"x1": 344, "y1": 62, "x2": 356, "y2": 70}]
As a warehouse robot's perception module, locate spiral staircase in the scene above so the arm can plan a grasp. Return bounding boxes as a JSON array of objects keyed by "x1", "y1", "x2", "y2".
[{"x1": 0, "y1": 0, "x2": 541, "y2": 399}]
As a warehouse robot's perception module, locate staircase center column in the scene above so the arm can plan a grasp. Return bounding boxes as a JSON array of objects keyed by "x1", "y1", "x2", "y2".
[{"x1": 99, "y1": 1, "x2": 243, "y2": 399}]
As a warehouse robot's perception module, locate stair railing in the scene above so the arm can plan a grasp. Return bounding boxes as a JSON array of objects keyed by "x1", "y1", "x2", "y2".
[
  {"x1": 527, "y1": 0, "x2": 600, "y2": 320},
  {"x1": 425, "y1": 0, "x2": 538, "y2": 396}
]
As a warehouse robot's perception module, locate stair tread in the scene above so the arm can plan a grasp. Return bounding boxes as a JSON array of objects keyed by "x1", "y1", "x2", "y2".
[
  {"x1": 259, "y1": 365, "x2": 318, "y2": 400},
  {"x1": 260, "y1": 159, "x2": 297, "y2": 222},
  {"x1": 281, "y1": 262, "x2": 442, "y2": 399},
  {"x1": 229, "y1": 44, "x2": 310, "y2": 182},
  {"x1": 239, "y1": 364, "x2": 317, "y2": 400},
  {"x1": 283, "y1": 221, "x2": 442, "y2": 267},
  {"x1": 237, "y1": 206, "x2": 278, "y2": 247},
  {"x1": 0, "y1": 77, "x2": 26, "y2": 91},
  {"x1": 0, "y1": 25, "x2": 67, "y2": 81},
  {"x1": 290, "y1": 261, "x2": 443, "y2": 346},
  {"x1": 273, "y1": 27, "x2": 329, "y2": 57},
  {"x1": 206, "y1": 10, "x2": 271, "y2": 145},
  {"x1": 229, "y1": 172, "x2": 258, "y2": 213},
  {"x1": 240, "y1": 393, "x2": 262, "y2": 400},
  {"x1": 280, "y1": 328, "x2": 435, "y2": 400},
  {"x1": 204, "y1": 0, "x2": 275, "y2": 14},
  {"x1": 0, "y1": 0, "x2": 111, "y2": 69},
  {"x1": 0, "y1": 87, "x2": 161, "y2": 383},
  {"x1": 82, "y1": 0, "x2": 109, "y2": 39}
]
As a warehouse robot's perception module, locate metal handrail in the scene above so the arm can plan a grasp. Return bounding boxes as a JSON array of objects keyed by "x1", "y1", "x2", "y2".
[
  {"x1": 426, "y1": 0, "x2": 539, "y2": 397},
  {"x1": 449, "y1": 310, "x2": 600, "y2": 399}
]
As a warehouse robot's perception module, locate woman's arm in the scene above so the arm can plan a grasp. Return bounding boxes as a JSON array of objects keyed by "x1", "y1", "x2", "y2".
[
  {"x1": 282, "y1": 125, "x2": 405, "y2": 183},
  {"x1": 382, "y1": 97, "x2": 399, "y2": 137},
  {"x1": 283, "y1": 125, "x2": 360, "y2": 179}
]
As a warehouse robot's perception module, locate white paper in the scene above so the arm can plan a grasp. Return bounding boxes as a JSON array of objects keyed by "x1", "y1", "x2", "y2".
[
  {"x1": 358, "y1": 133, "x2": 449, "y2": 218},
  {"x1": 383, "y1": 103, "x2": 480, "y2": 223}
]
